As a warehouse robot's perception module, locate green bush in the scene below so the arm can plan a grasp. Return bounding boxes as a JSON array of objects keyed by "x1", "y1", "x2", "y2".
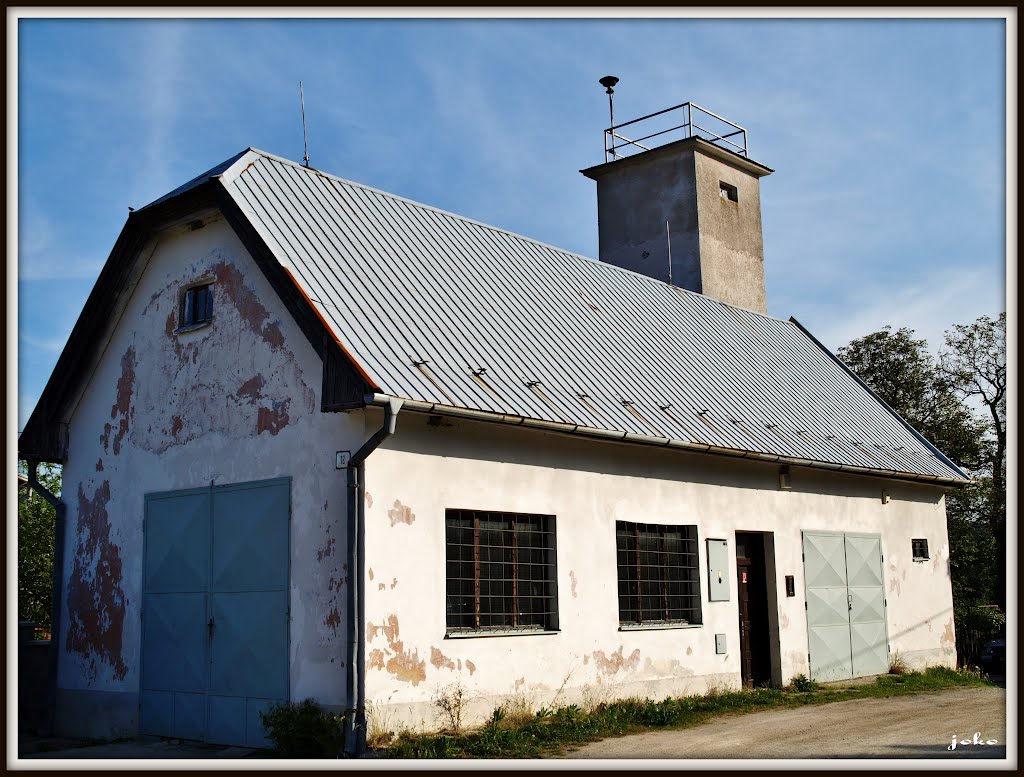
[
  {"x1": 18, "y1": 462, "x2": 61, "y2": 631},
  {"x1": 260, "y1": 698, "x2": 347, "y2": 758},
  {"x1": 954, "y1": 603, "x2": 1005, "y2": 667},
  {"x1": 789, "y1": 674, "x2": 817, "y2": 692}
]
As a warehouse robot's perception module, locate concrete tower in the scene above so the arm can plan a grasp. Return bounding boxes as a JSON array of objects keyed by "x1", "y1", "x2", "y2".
[{"x1": 582, "y1": 129, "x2": 773, "y2": 314}]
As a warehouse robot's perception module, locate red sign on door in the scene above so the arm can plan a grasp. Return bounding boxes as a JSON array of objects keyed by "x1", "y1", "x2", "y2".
[{"x1": 741, "y1": 571, "x2": 748, "y2": 583}]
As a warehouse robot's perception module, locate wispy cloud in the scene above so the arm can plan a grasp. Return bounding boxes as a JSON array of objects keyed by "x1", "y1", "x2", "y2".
[
  {"x1": 14, "y1": 17, "x2": 1006, "y2": 430},
  {"x1": 795, "y1": 266, "x2": 1005, "y2": 355},
  {"x1": 136, "y1": 23, "x2": 189, "y2": 199},
  {"x1": 18, "y1": 390, "x2": 39, "y2": 434},
  {"x1": 17, "y1": 208, "x2": 105, "y2": 281},
  {"x1": 19, "y1": 332, "x2": 70, "y2": 354}
]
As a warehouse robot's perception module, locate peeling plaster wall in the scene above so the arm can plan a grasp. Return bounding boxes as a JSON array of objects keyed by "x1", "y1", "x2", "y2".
[
  {"x1": 362, "y1": 412, "x2": 955, "y2": 731},
  {"x1": 57, "y1": 215, "x2": 364, "y2": 737}
]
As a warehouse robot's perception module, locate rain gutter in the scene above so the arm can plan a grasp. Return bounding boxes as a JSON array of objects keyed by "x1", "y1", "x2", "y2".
[{"x1": 363, "y1": 393, "x2": 967, "y2": 488}]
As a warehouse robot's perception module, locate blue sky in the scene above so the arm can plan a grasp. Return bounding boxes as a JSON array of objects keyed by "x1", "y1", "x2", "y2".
[{"x1": 15, "y1": 15, "x2": 1008, "y2": 432}]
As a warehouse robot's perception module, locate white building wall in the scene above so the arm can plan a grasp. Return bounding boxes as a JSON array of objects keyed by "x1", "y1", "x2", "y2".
[
  {"x1": 362, "y1": 411, "x2": 957, "y2": 732},
  {"x1": 56, "y1": 214, "x2": 365, "y2": 737}
]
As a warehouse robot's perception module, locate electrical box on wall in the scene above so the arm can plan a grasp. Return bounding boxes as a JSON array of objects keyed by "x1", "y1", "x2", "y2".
[
  {"x1": 707, "y1": 539, "x2": 730, "y2": 601},
  {"x1": 715, "y1": 634, "x2": 727, "y2": 654}
]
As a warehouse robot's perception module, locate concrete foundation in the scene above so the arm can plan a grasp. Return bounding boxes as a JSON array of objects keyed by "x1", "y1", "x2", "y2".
[{"x1": 54, "y1": 689, "x2": 138, "y2": 740}]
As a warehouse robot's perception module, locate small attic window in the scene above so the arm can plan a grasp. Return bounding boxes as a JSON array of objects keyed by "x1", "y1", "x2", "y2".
[
  {"x1": 180, "y1": 282, "x2": 213, "y2": 330},
  {"x1": 912, "y1": 538, "x2": 929, "y2": 561},
  {"x1": 719, "y1": 182, "x2": 739, "y2": 203}
]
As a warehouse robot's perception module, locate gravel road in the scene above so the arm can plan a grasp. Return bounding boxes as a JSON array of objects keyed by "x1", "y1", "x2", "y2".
[{"x1": 559, "y1": 686, "x2": 1007, "y2": 760}]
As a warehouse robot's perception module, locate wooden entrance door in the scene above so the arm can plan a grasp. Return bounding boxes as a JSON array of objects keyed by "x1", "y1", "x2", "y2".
[
  {"x1": 736, "y1": 555, "x2": 755, "y2": 687},
  {"x1": 735, "y1": 532, "x2": 772, "y2": 688}
]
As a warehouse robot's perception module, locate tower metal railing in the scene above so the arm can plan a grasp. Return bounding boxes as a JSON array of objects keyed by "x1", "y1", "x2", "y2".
[{"x1": 604, "y1": 102, "x2": 748, "y2": 163}]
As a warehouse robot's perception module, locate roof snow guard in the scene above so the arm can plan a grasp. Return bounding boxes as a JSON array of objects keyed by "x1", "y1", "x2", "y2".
[{"x1": 21, "y1": 149, "x2": 969, "y2": 486}]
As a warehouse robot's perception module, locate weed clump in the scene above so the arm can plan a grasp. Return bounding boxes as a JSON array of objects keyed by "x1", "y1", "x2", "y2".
[
  {"x1": 789, "y1": 673, "x2": 818, "y2": 692},
  {"x1": 433, "y1": 681, "x2": 469, "y2": 735},
  {"x1": 888, "y1": 651, "x2": 909, "y2": 675},
  {"x1": 260, "y1": 698, "x2": 346, "y2": 758},
  {"x1": 365, "y1": 698, "x2": 397, "y2": 750}
]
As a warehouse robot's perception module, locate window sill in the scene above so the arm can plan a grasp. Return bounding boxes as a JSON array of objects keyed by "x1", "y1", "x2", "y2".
[
  {"x1": 618, "y1": 623, "x2": 702, "y2": 632},
  {"x1": 912, "y1": 558, "x2": 930, "y2": 563},
  {"x1": 445, "y1": 629, "x2": 560, "y2": 640},
  {"x1": 174, "y1": 321, "x2": 212, "y2": 335}
]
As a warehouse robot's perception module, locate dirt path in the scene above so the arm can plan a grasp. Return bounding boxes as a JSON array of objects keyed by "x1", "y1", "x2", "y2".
[{"x1": 559, "y1": 686, "x2": 1007, "y2": 760}]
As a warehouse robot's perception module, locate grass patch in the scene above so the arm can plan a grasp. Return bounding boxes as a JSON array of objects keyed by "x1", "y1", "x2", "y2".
[{"x1": 377, "y1": 667, "x2": 993, "y2": 759}]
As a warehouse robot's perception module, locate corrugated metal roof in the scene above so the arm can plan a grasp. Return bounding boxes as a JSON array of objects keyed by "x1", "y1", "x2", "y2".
[
  {"x1": 141, "y1": 148, "x2": 253, "y2": 211},
  {"x1": 214, "y1": 148, "x2": 965, "y2": 483}
]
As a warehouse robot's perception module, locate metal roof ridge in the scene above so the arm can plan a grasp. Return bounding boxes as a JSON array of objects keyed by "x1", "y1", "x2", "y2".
[
  {"x1": 213, "y1": 148, "x2": 265, "y2": 187},
  {"x1": 139, "y1": 147, "x2": 255, "y2": 211},
  {"x1": 235, "y1": 147, "x2": 615, "y2": 264},
  {"x1": 231, "y1": 148, "x2": 796, "y2": 327}
]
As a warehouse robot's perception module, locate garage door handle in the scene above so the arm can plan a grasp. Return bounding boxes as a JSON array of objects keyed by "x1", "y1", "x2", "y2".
[
  {"x1": 208, "y1": 618, "x2": 215, "y2": 639},
  {"x1": 847, "y1": 594, "x2": 853, "y2": 611}
]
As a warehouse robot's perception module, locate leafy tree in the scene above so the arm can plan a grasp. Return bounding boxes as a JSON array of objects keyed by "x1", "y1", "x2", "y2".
[
  {"x1": 940, "y1": 313, "x2": 1007, "y2": 609},
  {"x1": 836, "y1": 326, "x2": 988, "y2": 471},
  {"x1": 17, "y1": 462, "x2": 61, "y2": 631},
  {"x1": 837, "y1": 315, "x2": 1007, "y2": 663},
  {"x1": 941, "y1": 313, "x2": 1007, "y2": 477},
  {"x1": 944, "y1": 478, "x2": 997, "y2": 605}
]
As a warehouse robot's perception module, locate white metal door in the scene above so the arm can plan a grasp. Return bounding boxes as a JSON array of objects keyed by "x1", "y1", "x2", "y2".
[
  {"x1": 802, "y1": 531, "x2": 888, "y2": 681},
  {"x1": 845, "y1": 533, "x2": 889, "y2": 677}
]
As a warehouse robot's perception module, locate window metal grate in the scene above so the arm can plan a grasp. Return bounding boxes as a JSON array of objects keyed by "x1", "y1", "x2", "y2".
[
  {"x1": 181, "y1": 283, "x2": 214, "y2": 327},
  {"x1": 445, "y1": 509, "x2": 558, "y2": 634},
  {"x1": 912, "y1": 538, "x2": 929, "y2": 560},
  {"x1": 616, "y1": 521, "x2": 702, "y2": 625}
]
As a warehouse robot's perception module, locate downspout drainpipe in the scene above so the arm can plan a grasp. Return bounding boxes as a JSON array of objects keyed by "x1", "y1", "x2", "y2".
[
  {"x1": 345, "y1": 397, "x2": 403, "y2": 756},
  {"x1": 26, "y1": 460, "x2": 65, "y2": 737}
]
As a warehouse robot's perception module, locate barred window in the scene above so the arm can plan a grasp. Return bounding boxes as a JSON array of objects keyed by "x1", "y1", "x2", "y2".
[
  {"x1": 445, "y1": 510, "x2": 558, "y2": 634},
  {"x1": 616, "y1": 521, "x2": 702, "y2": 626}
]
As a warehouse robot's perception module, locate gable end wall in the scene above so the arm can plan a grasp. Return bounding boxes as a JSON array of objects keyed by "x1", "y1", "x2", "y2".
[{"x1": 54, "y1": 213, "x2": 366, "y2": 738}]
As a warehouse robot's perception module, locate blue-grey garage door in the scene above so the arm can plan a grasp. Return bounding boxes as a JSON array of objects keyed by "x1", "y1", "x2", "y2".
[
  {"x1": 141, "y1": 478, "x2": 290, "y2": 747},
  {"x1": 803, "y1": 531, "x2": 889, "y2": 682}
]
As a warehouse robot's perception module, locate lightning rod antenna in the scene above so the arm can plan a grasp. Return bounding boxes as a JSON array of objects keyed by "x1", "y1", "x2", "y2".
[
  {"x1": 666, "y1": 221, "x2": 673, "y2": 285},
  {"x1": 300, "y1": 81, "x2": 310, "y2": 168},
  {"x1": 599, "y1": 75, "x2": 619, "y2": 159}
]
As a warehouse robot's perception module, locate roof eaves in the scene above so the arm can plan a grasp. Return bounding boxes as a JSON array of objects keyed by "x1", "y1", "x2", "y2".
[
  {"x1": 787, "y1": 316, "x2": 971, "y2": 484},
  {"x1": 365, "y1": 393, "x2": 969, "y2": 488}
]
